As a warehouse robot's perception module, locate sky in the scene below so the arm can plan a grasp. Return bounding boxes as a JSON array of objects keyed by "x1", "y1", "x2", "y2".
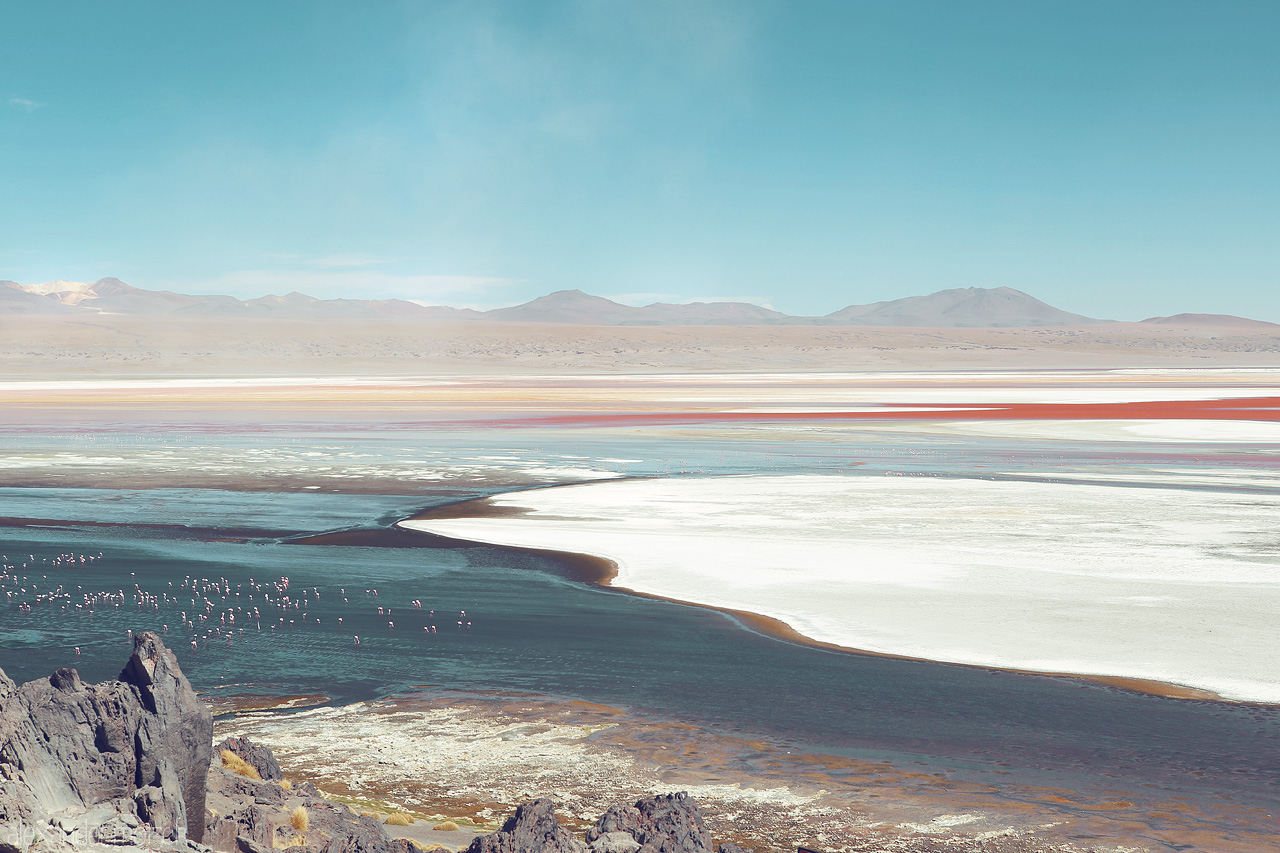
[{"x1": 2, "y1": 1, "x2": 1278, "y2": 320}]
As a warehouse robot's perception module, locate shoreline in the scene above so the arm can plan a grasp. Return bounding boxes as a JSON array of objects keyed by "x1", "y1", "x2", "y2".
[
  {"x1": 400, "y1": 493, "x2": 1233, "y2": 705},
  {"x1": 1, "y1": 485, "x2": 1238, "y2": 708},
  {"x1": 215, "y1": 685, "x2": 1280, "y2": 853}
]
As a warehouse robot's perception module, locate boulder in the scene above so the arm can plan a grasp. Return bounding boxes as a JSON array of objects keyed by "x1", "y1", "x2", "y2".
[
  {"x1": 586, "y1": 793, "x2": 713, "y2": 853},
  {"x1": 216, "y1": 736, "x2": 282, "y2": 781},
  {"x1": 205, "y1": 803, "x2": 274, "y2": 852},
  {"x1": 300, "y1": 798, "x2": 418, "y2": 852},
  {"x1": 466, "y1": 798, "x2": 588, "y2": 853},
  {"x1": 590, "y1": 831, "x2": 642, "y2": 853},
  {"x1": 0, "y1": 632, "x2": 213, "y2": 843},
  {"x1": 92, "y1": 815, "x2": 141, "y2": 846}
]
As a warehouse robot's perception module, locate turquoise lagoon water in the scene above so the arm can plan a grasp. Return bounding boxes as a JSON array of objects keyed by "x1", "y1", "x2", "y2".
[{"x1": 2, "y1": 425, "x2": 1280, "y2": 814}]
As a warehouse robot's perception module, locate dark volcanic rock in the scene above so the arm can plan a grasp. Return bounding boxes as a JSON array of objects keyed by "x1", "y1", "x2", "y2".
[
  {"x1": 206, "y1": 803, "x2": 274, "y2": 851},
  {"x1": 586, "y1": 793, "x2": 713, "y2": 853},
  {"x1": 217, "y1": 735, "x2": 283, "y2": 781},
  {"x1": 0, "y1": 631, "x2": 213, "y2": 843},
  {"x1": 291, "y1": 780, "x2": 321, "y2": 798},
  {"x1": 466, "y1": 798, "x2": 588, "y2": 853},
  {"x1": 205, "y1": 746, "x2": 415, "y2": 853},
  {"x1": 218, "y1": 771, "x2": 286, "y2": 804},
  {"x1": 300, "y1": 798, "x2": 417, "y2": 852},
  {"x1": 122, "y1": 630, "x2": 215, "y2": 839}
]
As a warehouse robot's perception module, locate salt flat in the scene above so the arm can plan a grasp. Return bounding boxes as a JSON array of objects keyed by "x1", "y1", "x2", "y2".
[{"x1": 403, "y1": 473, "x2": 1280, "y2": 704}]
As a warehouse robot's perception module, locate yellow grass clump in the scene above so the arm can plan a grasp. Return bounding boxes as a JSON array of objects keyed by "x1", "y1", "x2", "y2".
[
  {"x1": 432, "y1": 820, "x2": 460, "y2": 832},
  {"x1": 290, "y1": 806, "x2": 309, "y2": 832},
  {"x1": 280, "y1": 777, "x2": 293, "y2": 791},
  {"x1": 385, "y1": 813, "x2": 414, "y2": 826},
  {"x1": 220, "y1": 749, "x2": 262, "y2": 781}
]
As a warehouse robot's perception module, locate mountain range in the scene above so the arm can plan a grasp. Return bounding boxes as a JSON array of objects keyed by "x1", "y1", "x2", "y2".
[{"x1": 2, "y1": 277, "x2": 1275, "y2": 328}]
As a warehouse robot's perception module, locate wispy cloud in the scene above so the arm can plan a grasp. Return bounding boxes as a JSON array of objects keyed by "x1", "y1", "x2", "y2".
[{"x1": 8, "y1": 97, "x2": 42, "y2": 111}]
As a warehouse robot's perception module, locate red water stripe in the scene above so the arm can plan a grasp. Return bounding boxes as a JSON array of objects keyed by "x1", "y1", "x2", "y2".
[{"x1": 451, "y1": 396, "x2": 1280, "y2": 430}]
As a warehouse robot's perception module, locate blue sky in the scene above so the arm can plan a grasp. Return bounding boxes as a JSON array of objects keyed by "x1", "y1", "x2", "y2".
[{"x1": 2, "y1": 1, "x2": 1278, "y2": 319}]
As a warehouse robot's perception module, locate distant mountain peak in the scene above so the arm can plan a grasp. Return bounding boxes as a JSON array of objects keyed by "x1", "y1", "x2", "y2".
[
  {"x1": 825, "y1": 286, "x2": 1108, "y2": 327},
  {"x1": 485, "y1": 290, "x2": 634, "y2": 324},
  {"x1": 1140, "y1": 313, "x2": 1280, "y2": 329},
  {"x1": 21, "y1": 279, "x2": 98, "y2": 296},
  {"x1": 7, "y1": 277, "x2": 1269, "y2": 327}
]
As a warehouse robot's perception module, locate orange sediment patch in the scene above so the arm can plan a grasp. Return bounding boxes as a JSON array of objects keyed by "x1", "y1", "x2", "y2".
[{"x1": 203, "y1": 692, "x2": 331, "y2": 717}]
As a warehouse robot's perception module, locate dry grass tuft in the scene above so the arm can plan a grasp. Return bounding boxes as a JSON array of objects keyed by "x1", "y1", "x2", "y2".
[
  {"x1": 290, "y1": 806, "x2": 309, "y2": 832},
  {"x1": 220, "y1": 749, "x2": 262, "y2": 780},
  {"x1": 385, "y1": 813, "x2": 414, "y2": 826},
  {"x1": 431, "y1": 820, "x2": 460, "y2": 832},
  {"x1": 280, "y1": 777, "x2": 293, "y2": 791}
]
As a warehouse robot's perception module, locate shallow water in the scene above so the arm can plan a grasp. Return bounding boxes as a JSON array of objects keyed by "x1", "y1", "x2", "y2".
[
  {"x1": 3, "y1": 484, "x2": 1280, "y2": 811},
  {"x1": 3, "y1": 391, "x2": 1280, "y2": 841}
]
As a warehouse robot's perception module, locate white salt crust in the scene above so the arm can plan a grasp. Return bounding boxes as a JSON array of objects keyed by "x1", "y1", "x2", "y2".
[{"x1": 403, "y1": 474, "x2": 1280, "y2": 704}]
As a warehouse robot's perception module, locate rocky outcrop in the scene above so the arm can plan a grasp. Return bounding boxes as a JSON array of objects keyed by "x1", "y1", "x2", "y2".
[
  {"x1": 1, "y1": 636, "x2": 744, "y2": 853},
  {"x1": 586, "y1": 793, "x2": 712, "y2": 853},
  {"x1": 465, "y1": 799, "x2": 588, "y2": 853},
  {"x1": 0, "y1": 632, "x2": 213, "y2": 845},
  {"x1": 123, "y1": 632, "x2": 215, "y2": 840},
  {"x1": 468, "y1": 794, "x2": 746, "y2": 853},
  {"x1": 291, "y1": 800, "x2": 416, "y2": 853},
  {"x1": 214, "y1": 736, "x2": 282, "y2": 782},
  {"x1": 204, "y1": 743, "x2": 415, "y2": 853},
  {"x1": 203, "y1": 803, "x2": 273, "y2": 852}
]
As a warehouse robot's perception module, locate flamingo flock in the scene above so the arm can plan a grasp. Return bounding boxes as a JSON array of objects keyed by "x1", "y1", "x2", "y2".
[{"x1": 2, "y1": 551, "x2": 475, "y2": 655}]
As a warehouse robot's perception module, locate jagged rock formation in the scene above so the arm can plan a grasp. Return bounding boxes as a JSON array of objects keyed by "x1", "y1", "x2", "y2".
[
  {"x1": 205, "y1": 742, "x2": 416, "y2": 853},
  {"x1": 215, "y1": 736, "x2": 282, "y2": 782},
  {"x1": 0, "y1": 639, "x2": 420, "y2": 853},
  {"x1": 586, "y1": 792, "x2": 712, "y2": 853},
  {"x1": 0, "y1": 632, "x2": 212, "y2": 845},
  {"x1": 465, "y1": 799, "x2": 587, "y2": 853},
  {"x1": 467, "y1": 793, "x2": 746, "y2": 853},
  {"x1": 204, "y1": 783, "x2": 416, "y2": 853}
]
